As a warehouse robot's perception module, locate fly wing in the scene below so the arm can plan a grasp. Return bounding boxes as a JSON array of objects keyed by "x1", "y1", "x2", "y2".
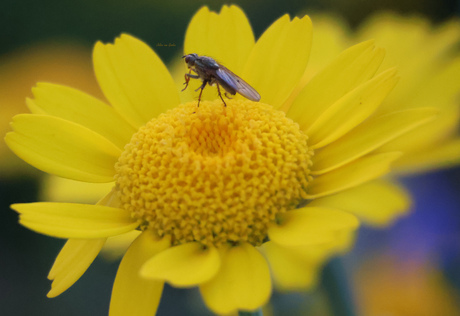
[{"x1": 215, "y1": 66, "x2": 261, "y2": 102}]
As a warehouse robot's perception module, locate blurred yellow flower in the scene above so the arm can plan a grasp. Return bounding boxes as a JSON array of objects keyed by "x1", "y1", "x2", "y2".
[
  {"x1": 0, "y1": 42, "x2": 103, "y2": 177},
  {"x1": 5, "y1": 6, "x2": 437, "y2": 315},
  {"x1": 307, "y1": 12, "x2": 460, "y2": 174}
]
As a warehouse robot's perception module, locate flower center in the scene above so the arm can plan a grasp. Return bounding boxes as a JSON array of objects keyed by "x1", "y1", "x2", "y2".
[{"x1": 115, "y1": 100, "x2": 313, "y2": 247}]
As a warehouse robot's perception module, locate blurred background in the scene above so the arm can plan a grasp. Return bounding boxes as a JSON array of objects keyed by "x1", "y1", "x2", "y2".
[{"x1": 1, "y1": 0, "x2": 459, "y2": 315}]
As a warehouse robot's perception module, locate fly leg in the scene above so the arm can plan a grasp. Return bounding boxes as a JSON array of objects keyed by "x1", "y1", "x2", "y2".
[
  {"x1": 195, "y1": 80, "x2": 208, "y2": 107},
  {"x1": 182, "y1": 70, "x2": 200, "y2": 92},
  {"x1": 216, "y1": 83, "x2": 227, "y2": 107}
]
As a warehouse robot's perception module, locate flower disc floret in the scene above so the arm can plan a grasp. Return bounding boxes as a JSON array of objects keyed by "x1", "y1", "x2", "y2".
[{"x1": 115, "y1": 100, "x2": 313, "y2": 247}]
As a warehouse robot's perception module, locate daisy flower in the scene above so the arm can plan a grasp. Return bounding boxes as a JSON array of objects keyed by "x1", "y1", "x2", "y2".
[
  {"x1": 5, "y1": 6, "x2": 437, "y2": 315},
  {"x1": 283, "y1": 12, "x2": 460, "y2": 229},
  {"x1": 306, "y1": 12, "x2": 460, "y2": 174},
  {"x1": 0, "y1": 42, "x2": 102, "y2": 177}
]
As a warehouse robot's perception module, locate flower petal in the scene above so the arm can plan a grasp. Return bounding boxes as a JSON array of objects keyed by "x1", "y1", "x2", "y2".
[
  {"x1": 47, "y1": 238, "x2": 106, "y2": 298},
  {"x1": 29, "y1": 83, "x2": 136, "y2": 149},
  {"x1": 242, "y1": 14, "x2": 313, "y2": 108},
  {"x1": 184, "y1": 5, "x2": 254, "y2": 73},
  {"x1": 26, "y1": 98, "x2": 46, "y2": 114},
  {"x1": 291, "y1": 230, "x2": 356, "y2": 258},
  {"x1": 263, "y1": 229, "x2": 355, "y2": 291},
  {"x1": 268, "y1": 207, "x2": 359, "y2": 246},
  {"x1": 140, "y1": 242, "x2": 220, "y2": 287},
  {"x1": 182, "y1": 6, "x2": 255, "y2": 103},
  {"x1": 358, "y1": 15, "x2": 460, "y2": 113},
  {"x1": 306, "y1": 14, "x2": 349, "y2": 75},
  {"x1": 262, "y1": 242, "x2": 322, "y2": 291},
  {"x1": 306, "y1": 152, "x2": 402, "y2": 198},
  {"x1": 311, "y1": 107, "x2": 438, "y2": 174},
  {"x1": 109, "y1": 231, "x2": 170, "y2": 316},
  {"x1": 394, "y1": 138, "x2": 460, "y2": 174},
  {"x1": 5, "y1": 114, "x2": 120, "y2": 182},
  {"x1": 12, "y1": 202, "x2": 139, "y2": 238},
  {"x1": 93, "y1": 34, "x2": 180, "y2": 128},
  {"x1": 309, "y1": 180, "x2": 411, "y2": 226},
  {"x1": 42, "y1": 175, "x2": 114, "y2": 204},
  {"x1": 379, "y1": 106, "x2": 459, "y2": 154},
  {"x1": 200, "y1": 243, "x2": 271, "y2": 314},
  {"x1": 279, "y1": 14, "x2": 349, "y2": 112},
  {"x1": 97, "y1": 186, "x2": 122, "y2": 208},
  {"x1": 408, "y1": 57, "x2": 460, "y2": 110},
  {"x1": 101, "y1": 230, "x2": 141, "y2": 260},
  {"x1": 307, "y1": 68, "x2": 399, "y2": 149},
  {"x1": 286, "y1": 40, "x2": 384, "y2": 130}
]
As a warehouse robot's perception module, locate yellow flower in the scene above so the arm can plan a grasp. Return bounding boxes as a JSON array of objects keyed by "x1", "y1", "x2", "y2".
[
  {"x1": 5, "y1": 6, "x2": 437, "y2": 315},
  {"x1": 307, "y1": 13, "x2": 460, "y2": 174},
  {"x1": 0, "y1": 42, "x2": 103, "y2": 177}
]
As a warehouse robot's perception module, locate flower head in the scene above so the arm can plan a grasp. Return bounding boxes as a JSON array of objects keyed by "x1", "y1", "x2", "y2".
[
  {"x1": 5, "y1": 6, "x2": 437, "y2": 315},
  {"x1": 0, "y1": 42, "x2": 102, "y2": 177},
  {"x1": 115, "y1": 100, "x2": 312, "y2": 248},
  {"x1": 307, "y1": 13, "x2": 460, "y2": 174}
]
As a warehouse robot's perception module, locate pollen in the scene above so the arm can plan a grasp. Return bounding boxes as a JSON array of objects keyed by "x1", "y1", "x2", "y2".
[{"x1": 115, "y1": 100, "x2": 313, "y2": 247}]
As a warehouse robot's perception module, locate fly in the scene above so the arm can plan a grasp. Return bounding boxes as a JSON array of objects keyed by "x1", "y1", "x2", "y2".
[{"x1": 181, "y1": 53, "x2": 261, "y2": 107}]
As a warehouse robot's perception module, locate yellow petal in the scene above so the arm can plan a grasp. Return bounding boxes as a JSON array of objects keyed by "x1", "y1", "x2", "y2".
[
  {"x1": 357, "y1": 14, "x2": 427, "y2": 64},
  {"x1": 358, "y1": 15, "x2": 460, "y2": 114},
  {"x1": 41, "y1": 175, "x2": 114, "y2": 204},
  {"x1": 5, "y1": 114, "x2": 120, "y2": 182},
  {"x1": 312, "y1": 107, "x2": 438, "y2": 174},
  {"x1": 12, "y1": 202, "x2": 139, "y2": 238},
  {"x1": 268, "y1": 207, "x2": 359, "y2": 246},
  {"x1": 97, "y1": 186, "x2": 122, "y2": 208},
  {"x1": 357, "y1": 14, "x2": 428, "y2": 69},
  {"x1": 140, "y1": 242, "x2": 220, "y2": 287},
  {"x1": 306, "y1": 152, "x2": 402, "y2": 198},
  {"x1": 180, "y1": 7, "x2": 252, "y2": 104},
  {"x1": 110, "y1": 231, "x2": 170, "y2": 316},
  {"x1": 289, "y1": 230, "x2": 357, "y2": 260},
  {"x1": 409, "y1": 57, "x2": 460, "y2": 110},
  {"x1": 93, "y1": 34, "x2": 180, "y2": 128},
  {"x1": 394, "y1": 138, "x2": 460, "y2": 174},
  {"x1": 262, "y1": 242, "x2": 321, "y2": 291},
  {"x1": 200, "y1": 243, "x2": 271, "y2": 314},
  {"x1": 263, "y1": 229, "x2": 356, "y2": 291},
  {"x1": 379, "y1": 106, "x2": 459, "y2": 154},
  {"x1": 47, "y1": 238, "x2": 106, "y2": 297},
  {"x1": 26, "y1": 98, "x2": 47, "y2": 114},
  {"x1": 182, "y1": 6, "x2": 255, "y2": 103},
  {"x1": 101, "y1": 230, "x2": 141, "y2": 260},
  {"x1": 279, "y1": 14, "x2": 349, "y2": 112},
  {"x1": 309, "y1": 179, "x2": 411, "y2": 226},
  {"x1": 242, "y1": 14, "x2": 313, "y2": 108},
  {"x1": 184, "y1": 6, "x2": 254, "y2": 73},
  {"x1": 29, "y1": 83, "x2": 136, "y2": 149},
  {"x1": 307, "y1": 14, "x2": 350, "y2": 74},
  {"x1": 287, "y1": 40, "x2": 384, "y2": 130},
  {"x1": 307, "y1": 68, "x2": 399, "y2": 149}
]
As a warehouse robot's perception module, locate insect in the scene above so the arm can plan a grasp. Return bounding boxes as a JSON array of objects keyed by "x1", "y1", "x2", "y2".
[{"x1": 182, "y1": 53, "x2": 261, "y2": 107}]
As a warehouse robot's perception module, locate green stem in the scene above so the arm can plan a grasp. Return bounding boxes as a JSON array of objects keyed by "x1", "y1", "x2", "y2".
[
  {"x1": 322, "y1": 257, "x2": 358, "y2": 316},
  {"x1": 238, "y1": 308, "x2": 263, "y2": 316}
]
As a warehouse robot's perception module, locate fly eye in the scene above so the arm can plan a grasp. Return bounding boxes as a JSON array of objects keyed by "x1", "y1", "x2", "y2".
[{"x1": 184, "y1": 56, "x2": 192, "y2": 64}]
